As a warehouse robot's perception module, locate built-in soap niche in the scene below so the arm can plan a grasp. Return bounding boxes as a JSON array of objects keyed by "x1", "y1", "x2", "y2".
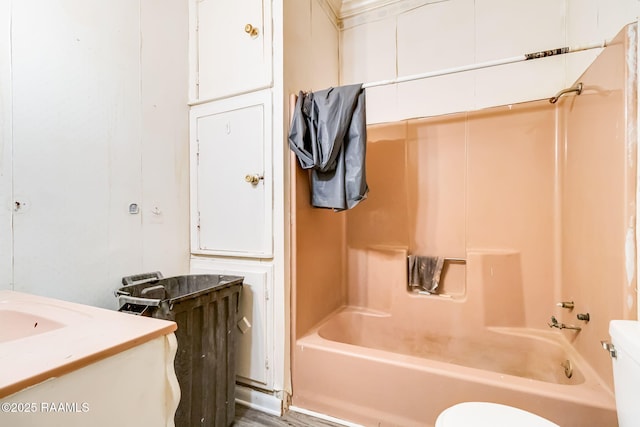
[
  {"x1": 439, "y1": 259, "x2": 466, "y2": 297},
  {"x1": 408, "y1": 257, "x2": 467, "y2": 299}
]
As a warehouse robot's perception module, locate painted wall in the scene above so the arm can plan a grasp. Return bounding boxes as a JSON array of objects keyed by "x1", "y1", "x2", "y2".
[
  {"x1": 340, "y1": 0, "x2": 640, "y2": 123},
  {"x1": 0, "y1": 0, "x2": 189, "y2": 307},
  {"x1": 0, "y1": 0, "x2": 11, "y2": 291},
  {"x1": 139, "y1": 0, "x2": 190, "y2": 288},
  {"x1": 284, "y1": 0, "x2": 343, "y2": 338}
]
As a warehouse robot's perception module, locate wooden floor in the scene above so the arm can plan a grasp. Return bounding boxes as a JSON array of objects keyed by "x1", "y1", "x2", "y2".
[{"x1": 234, "y1": 404, "x2": 347, "y2": 427}]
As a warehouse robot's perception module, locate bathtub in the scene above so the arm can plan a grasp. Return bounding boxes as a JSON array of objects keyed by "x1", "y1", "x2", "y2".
[{"x1": 294, "y1": 307, "x2": 616, "y2": 427}]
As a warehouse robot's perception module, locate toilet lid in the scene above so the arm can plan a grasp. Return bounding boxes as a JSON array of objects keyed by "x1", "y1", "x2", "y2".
[{"x1": 435, "y1": 402, "x2": 560, "y2": 427}]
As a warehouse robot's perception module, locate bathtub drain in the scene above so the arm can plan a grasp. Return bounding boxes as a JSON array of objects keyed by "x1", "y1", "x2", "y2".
[{"x1": 561, "y1": 359, "x2": 573, "y2": 378}]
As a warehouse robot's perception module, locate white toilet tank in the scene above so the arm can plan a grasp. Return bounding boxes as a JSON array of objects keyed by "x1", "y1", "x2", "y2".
[{"x1": 609, "y1": 320, "x2": 640, "y2": 427}]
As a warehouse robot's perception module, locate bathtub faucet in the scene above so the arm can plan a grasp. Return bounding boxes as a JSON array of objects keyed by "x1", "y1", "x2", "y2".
[{"x1": 548, "y1": 316, "x2": 581, "y2": 331}]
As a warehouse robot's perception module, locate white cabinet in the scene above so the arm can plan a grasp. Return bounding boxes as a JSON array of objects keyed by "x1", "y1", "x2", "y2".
[
  {"x1": 190, "y1": 89, "x2": 272, "y2": 258},
  {"x1": 190, "y1": 257, "x2": 274, "y2": 390},
  {"x1": 2, "y1": 335, "x2": 179, "y2": 427},
  {"x1": 189, "y1": 0, "x2": 272, "y2": 103},
  {"x1": 187, "y1": 0, "x2": 283, "y2": 405}
]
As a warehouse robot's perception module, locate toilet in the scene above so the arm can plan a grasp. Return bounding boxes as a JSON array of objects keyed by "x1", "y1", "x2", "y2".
[
  {"x1": 608, "y1": 319, "x2": 640, "y2": 426},
  {"x1": 435, "y1": 402, "x2": 559, "y2": 427},
  {"x1": 435, "y1": 319, "x2": 640, "y2": 427}
]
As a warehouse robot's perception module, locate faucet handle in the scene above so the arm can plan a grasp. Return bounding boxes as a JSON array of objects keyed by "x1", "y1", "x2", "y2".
[
  {"x1": 556, "y1": 301, "x2": 575, "y2": 310},
  {"x1": 577, "y1": 313, "x2": 590, "y2": 322}
]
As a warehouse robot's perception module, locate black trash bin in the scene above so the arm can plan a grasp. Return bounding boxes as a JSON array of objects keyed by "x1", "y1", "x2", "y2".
[{"x1": 116, "y1": 272, "x2": 243, "y2": 427}]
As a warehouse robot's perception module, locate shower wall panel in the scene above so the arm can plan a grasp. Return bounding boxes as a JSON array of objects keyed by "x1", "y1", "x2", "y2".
[
  {"x1": 344, "y1": 101, "x2": 556, "y2": 325},
  {"x1": 292, "y1": 163, "x2": 346, "y2": 338},
  {"x1": 466, "y1": 101, "x2": 557, "y2": 328},
  {"x1": 559, "y1": 24, "x2": 638, "y2": 391}
]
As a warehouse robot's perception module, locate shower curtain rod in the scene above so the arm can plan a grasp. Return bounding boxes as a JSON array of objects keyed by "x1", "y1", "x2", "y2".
[{"x1": 362, "y1": 40, "x2": 609, "y2": 89}]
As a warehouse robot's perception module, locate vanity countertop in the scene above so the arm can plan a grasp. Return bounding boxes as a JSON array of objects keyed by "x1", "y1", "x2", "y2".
[{"x1": 0, "y1": 290, "x2": 176, "y2": 398}]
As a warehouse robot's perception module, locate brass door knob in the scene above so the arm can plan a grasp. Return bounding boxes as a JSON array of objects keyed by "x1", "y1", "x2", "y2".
[
  {"x1": 245, "y1": 174, "x2": 263, "y2": 185},
  {"x1": 244, "y1": 24, "x2": 259, "y2": 37}
]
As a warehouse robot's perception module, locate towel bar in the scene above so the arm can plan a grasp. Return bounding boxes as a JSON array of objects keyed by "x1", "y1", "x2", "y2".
[{"x1": 406, "y1": 256, "x2": 466, "y2": 263}]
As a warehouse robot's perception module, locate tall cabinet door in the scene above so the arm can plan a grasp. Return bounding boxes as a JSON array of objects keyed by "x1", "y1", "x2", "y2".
[
  {"x1": 190, "y1": 90, "x2": 272, "y2": 257},
  {"x1": 190, "y1": 258, "x2": 274, "y2": 390},
  {"x1": 190, "y1": 0, "x2": 272, "y2": 102}
]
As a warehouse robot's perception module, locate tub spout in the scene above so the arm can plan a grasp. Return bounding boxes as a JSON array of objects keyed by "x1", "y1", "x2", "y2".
[{"x1": 548, "y1": 316, "x2": 581, "y2": 331}]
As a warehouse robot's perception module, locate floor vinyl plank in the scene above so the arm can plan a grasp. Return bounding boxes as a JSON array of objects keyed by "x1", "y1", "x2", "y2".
[{"x1": 234, "y1": 404, "x2": 347, "y2": 427}]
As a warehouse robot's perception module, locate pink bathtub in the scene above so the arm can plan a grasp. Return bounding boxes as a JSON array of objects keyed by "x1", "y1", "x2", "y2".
[
  {"x1": 294, "y1": 307, "x2": 616, "y2": 427},
  {"x1": 292, "y1": 250, "x2": 617, "y2": 427}
]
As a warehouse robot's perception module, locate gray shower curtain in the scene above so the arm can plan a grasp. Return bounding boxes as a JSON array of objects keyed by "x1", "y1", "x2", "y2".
[{"x1": 288, "y1": 83, "x2": 368, "y2": 211}]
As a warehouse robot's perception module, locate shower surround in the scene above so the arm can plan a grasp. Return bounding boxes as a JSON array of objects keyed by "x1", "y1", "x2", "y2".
[{"x1": 290, "y1": 24, "x2": 637, "y2": 427}]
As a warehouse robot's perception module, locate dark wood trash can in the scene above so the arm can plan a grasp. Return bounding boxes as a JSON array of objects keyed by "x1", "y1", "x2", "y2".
[{"x1": 117, "y1": 273, "x2": 243, "y2": 427}]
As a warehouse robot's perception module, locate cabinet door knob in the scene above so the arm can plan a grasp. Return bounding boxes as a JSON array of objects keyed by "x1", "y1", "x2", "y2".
[
  {"x1": 245, "y1": 174, "x2": 263, "y2": 185},
  {"x1": 244, "y1": 24, "x2": 259, "y2": 38}
]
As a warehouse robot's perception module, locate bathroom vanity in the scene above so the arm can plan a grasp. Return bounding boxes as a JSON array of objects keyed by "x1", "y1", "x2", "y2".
[{"x1": 0, "y1": 291, "x2": 179, "y2": 427}]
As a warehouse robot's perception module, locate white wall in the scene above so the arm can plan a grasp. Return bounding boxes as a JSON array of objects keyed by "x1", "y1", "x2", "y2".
[
  {"x1": 340, "y1": 0, "x2": 640, "y2": 123},
  {"x1": 0, "y1": 0, "x2": 12, "y2": 291},
  {"x1": 284, "y1": 0, "x2": 340, "y2": 96},
  {"x1": 566, "y1": 0, "x2": 640, "y2": 81},
  {"x1": 0, "y1": 0, "x2": 189, "y2": 307},
  {"x1": 140, "y1": 0, "x2": 190, "y2": 280}
]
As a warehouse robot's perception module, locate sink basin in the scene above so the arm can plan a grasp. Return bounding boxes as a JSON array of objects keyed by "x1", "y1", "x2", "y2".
[{"x1": 0, "y1": 309, "x2": 65, "y2": 343}]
